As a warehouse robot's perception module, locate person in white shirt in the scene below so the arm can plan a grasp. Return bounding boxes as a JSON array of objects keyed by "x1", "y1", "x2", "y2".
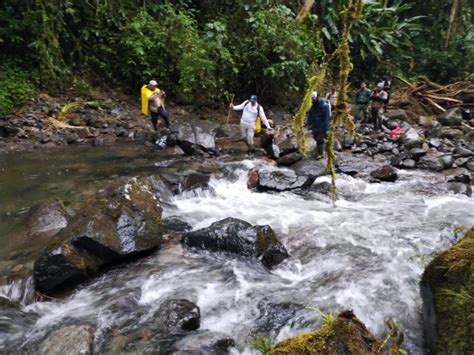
[{"x1": 230, "y1": 95, "x2": 272, "y2": 152}]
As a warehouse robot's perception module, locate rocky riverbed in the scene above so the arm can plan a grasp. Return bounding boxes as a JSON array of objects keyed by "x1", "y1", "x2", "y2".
[{"x1": 0, "y1": 94, "x2": 473, "y2": 354}]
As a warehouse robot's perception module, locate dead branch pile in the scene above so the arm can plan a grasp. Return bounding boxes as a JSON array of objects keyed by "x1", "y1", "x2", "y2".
[{"x1": 391, "y1": 77, "x2": 474, "y2": 115}]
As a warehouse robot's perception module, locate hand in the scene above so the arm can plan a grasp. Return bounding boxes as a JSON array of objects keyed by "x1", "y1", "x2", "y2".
[{"x1": 266, "y1": 127, "x2": 273, "y2": 131}]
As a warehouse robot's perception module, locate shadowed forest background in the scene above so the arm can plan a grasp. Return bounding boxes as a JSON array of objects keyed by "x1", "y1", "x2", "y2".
[{"x1": 0, "y1": 0, "x2": 472, "y2": 114}]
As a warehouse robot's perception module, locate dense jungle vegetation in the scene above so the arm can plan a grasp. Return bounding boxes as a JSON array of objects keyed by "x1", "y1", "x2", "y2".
[{"x1": 0, "y1": 0, "x2": 473, "y2": 115}]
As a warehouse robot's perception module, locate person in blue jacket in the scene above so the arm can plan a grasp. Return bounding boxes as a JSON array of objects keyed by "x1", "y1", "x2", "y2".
[{"x1": 307, "y1": 91, "x2": 331, "y2": 159}]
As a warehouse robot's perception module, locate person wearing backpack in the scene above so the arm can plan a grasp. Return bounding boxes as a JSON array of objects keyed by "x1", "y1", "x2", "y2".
[
  {"x1": 230, "y1": 95, "x2": 272, "y2": 152},
  {"x1": 307, "y1": 91, "x2": 331, "y2": 159}
]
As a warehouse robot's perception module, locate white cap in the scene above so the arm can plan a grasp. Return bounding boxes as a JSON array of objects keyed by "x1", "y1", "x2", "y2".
[
  {"x1": 311, "y1": 91, "x2": 318, "y2": 99},
  {"x1": 149, "y1": 80, "x2": 158, "y2": 86},
  {"x1": 376, "y1": 82, "x2": 384, "y2": 89}
]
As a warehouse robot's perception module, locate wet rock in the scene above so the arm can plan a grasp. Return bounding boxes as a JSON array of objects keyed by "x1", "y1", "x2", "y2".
[
  {"x1": 40, "y1": 325, "x2": 95, "y2": 355},
  {"x1": 34, "y1": 177, "x2": 163, "y2": 293},
  {"x1": 290, "y1": 158, "x2": 327, "y2": 178},
  {"x1": 370, "y1": 165, "x2": 398, "y2": 182},
  {"x1": 268, "y1": 310, "x2": 381, "y2": 355},
  {"x1": 24, "y1": 198, "x2": 68, "y2": 238},
  {"x1": 277, "y1": 152, "x2": 303, "y2": 166},
  {"x1": 161, "y1": 145, "x2": 185, "y2": 156},
  {"x1": 428, "y1": 138, "x2": 441, "y2": 149},
  {"x1": 444, "y1": 168, "x2": 471, "y2": 184},
  {"x1": 418, "y1": 152, "x2": 445, "y2": 171},
  {"x1": 439, "y1": 154, "x2": 454, "y2": 169},
  {"x1": 437, "y1": 107, "x2": 463, "y2": 127},
  {"x1": 247, "y1": 167, "x2": 259, "y2": 189},
  {"x1": 409, "y1": 147, "x2": 428, "y2": 160},
  {"x1": 420, "y1": 228, "x2": 474, "y2": 355},
  {"x1": 162, "y1": 217, "x2": 192, "y2": 235},
  {"x1": 0, "y1": 296, "x2": 38, "y2": 335},
  {"x1": 401, "y1": 127, "x2": 423, "y2": 149},
  {"x1": 176, "y1": 120, "x2": 217, "y2": 155},
  {"x1": 443, "y1": 182, "x2": 472, "y2": 197},
  {"x1": 257, "y1": 168, "x2": 314, "y2": 191},
  {"x1": 179, "y1": 174, "x2": 211, "y2": 193},
  {"x1": 172, "y1": 330, "x2": 235, "y2": 354},
  {"x1": 182, "y1": 217, "x2": 289, "y2": 269},
  {"x1": 400, "y1": 159, "x2": 416, "y2": 169},
  {"x1": 152, "y1": 299, "x2": 200, "y2": 333},
  {"x1": 336, "y1": 155, "x2": 380, "y2": 176},
  {"x1": 0, "y1": 121, "x2": 20, "y2": 137},
  {"x1": 272, "y1": 126, "x2": 298, "y2": 155},
  {"x1": 440, "y1": 127, "x2": 464, "y2": 140}
]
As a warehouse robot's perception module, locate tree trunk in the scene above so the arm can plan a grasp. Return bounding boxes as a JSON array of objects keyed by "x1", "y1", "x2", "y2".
[{"x1": 445, "y1": 0, "x2": 461, "y2": 49}]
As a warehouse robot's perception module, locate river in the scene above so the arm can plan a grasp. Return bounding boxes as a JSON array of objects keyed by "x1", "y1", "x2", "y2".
[{"x1": 0, "y1": 144, "x2": 472, "y2": 354}]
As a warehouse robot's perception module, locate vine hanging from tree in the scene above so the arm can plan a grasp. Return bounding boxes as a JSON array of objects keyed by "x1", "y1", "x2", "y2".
[{"x1": 292, "y1": 0, "x2": 363, "y2": 202}]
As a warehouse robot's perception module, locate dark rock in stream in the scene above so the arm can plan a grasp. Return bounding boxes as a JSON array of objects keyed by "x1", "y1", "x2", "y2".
[
  {"x1": 277, "y1": 152, "x2": 303, "y2": 166},
  {"x1": 437, "y1": 107, "x2": 463, "y2": 127},
  {"x1": 33, "y1": 177, "x2": 163, "y2": 293},
  {"x1": 172, "y1": 330, "x2": 236, "y2": 354},
  {"x1": 420, "y1": 227, "x2": 474, "y2": 355},
  {"x1": 370, "y1": 165, "x2": 398, "y2": 182},
  {"x1": 442, "y1": 182, "x2": 472, "y2": 197},
  {"x1": 152, "y1": 299, "x2": 200, "y2": 333},
  {"x1": 182, "y1": 217, "x2": 289, "y2": 269},
  {"x1": 24, "y1": 198, "x2": 69, "y2": 238},
  {"x1": 39, "y1": 325, "x2": 96, "y2": 355},
  {"x1": 162, "y1": 217, "x2": 193, "y2": 235},
  {"x1": 179, "y1": 173, "x2": 212, "y2": 193},
  {"x1": 257, "y1": 168, "x2": 314, "y2": 192},
  {"x1": 290, "y1": 158, "x2": 327, "y2": 178}
]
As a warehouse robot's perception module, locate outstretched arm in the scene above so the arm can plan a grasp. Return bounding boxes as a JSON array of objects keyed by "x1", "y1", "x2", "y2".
[{"x1": 232, "y1": 100, "x2": 248, "y2": 111}]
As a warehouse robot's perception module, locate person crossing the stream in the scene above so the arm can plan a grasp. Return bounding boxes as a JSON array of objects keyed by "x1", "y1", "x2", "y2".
[
  {"x1": 307, "y1": 91, "x2": 331, "y2": 159},
  {"x1": 369, "y1": 82, "x2": 388, "y2": 132},
  {"x1": 141, "y1": 80, "x2": 170, "y2": 131},
  {"x1": 230, "y1": 95, "x2": 272, "y2": 153}
]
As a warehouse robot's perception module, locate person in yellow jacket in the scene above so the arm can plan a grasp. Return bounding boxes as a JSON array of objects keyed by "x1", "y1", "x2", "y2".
[{"x1": 141, "y1": 80, "x2": 170, "y2": 130}]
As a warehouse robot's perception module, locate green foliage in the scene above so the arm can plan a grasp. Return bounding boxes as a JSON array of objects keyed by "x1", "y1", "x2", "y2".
[
  {"x1": 0, "y1": 61, "x2": 37, "y2": 116},
  {"x1": 306, "y1": 306, "x2": 336, "y2": 326},
  {"x1": 249, "y1": 335, "x2": 275, "y2": 353}
]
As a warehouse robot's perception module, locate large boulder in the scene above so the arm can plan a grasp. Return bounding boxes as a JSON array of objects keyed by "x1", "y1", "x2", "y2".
[
  {"x1": 277, "y1": 152, "x2": 303, "y2": 166},
  {"x1": 440, "y1": 127, "x2": 464, "y2": 141},
  {"x1": 33, "y1": 177, "x2": 163, "y2": 293},
  {"x1": 272, "y1": 126, "x2": 298, "y2": 155},
  {"x1": 176, "y1": 120, "x2": 217, "y2": 155},
  {"x1": 24, "y1": 199, "x2": 68, "y2": 238},
  {"x1": 336, "y1": 155, "x2": 381, "y2": 176},
  {"x1": 420, "y1": 228, "x2": 474, "y2": 355},
  {"x1": 152, "y1": 299, "x2": 200, "y2": 333},
  {"x1": 268, "y1": 310, "x2": 382, "y2": 355},
  {"x1": 182, "y1": 218, "x2": 289, "y2": 269},
  {"x1": 40, "y1": 325, "x2": 95, "y2": 355},
  {"x1": 437, "y1": 108, "x2": 463, "y2": 127},
  {"x1": 257, "y1": 168, "x2": 314, "y2": 191},
  {"x1": 290, "y1": 158, "x2": 327, "y2": 178}
]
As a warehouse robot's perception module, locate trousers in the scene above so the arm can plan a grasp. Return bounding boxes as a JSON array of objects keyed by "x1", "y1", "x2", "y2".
[{"x1": 240, "y1": 121, "x2": 256, "y2": 146}]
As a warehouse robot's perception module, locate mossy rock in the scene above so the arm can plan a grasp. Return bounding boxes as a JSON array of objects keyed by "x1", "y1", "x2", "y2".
[
  {"x1": 267, "y1": 310, "x2": 381, "y2": 355},
  {"x1": 33, "y1": 177, "x2": 163, "y2": 294},
  {"x1": 421, "y1": 227, "x2": 474, "y2": 354}
]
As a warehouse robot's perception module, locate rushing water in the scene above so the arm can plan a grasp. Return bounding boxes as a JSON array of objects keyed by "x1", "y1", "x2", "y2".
[{"x1": 0, "y1": 146, "x2": 473, "y2": 354}]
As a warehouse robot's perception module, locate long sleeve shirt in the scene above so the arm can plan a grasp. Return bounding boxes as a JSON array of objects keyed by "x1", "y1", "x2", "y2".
[
  {"x1": 232, "y1": 100, "x2": 270, "y2": 128},
  {"x1": 355, "y1": 88, "x2": 371, "y2": 105},
  {"x1": 307, "y1": 98, "x2": 331, "y2": 134},
  {"x1": 370, "y1": 90, "x2": 388, "y2": 109}
]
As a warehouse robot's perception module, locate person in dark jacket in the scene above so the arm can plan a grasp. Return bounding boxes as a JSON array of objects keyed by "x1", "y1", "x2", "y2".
[
  {"x1": 307, "y1": 91, "x2": 331, "y2": 159},
  {"x1": 354, "y1": 82, "x2": 371, "y2": 122}
]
